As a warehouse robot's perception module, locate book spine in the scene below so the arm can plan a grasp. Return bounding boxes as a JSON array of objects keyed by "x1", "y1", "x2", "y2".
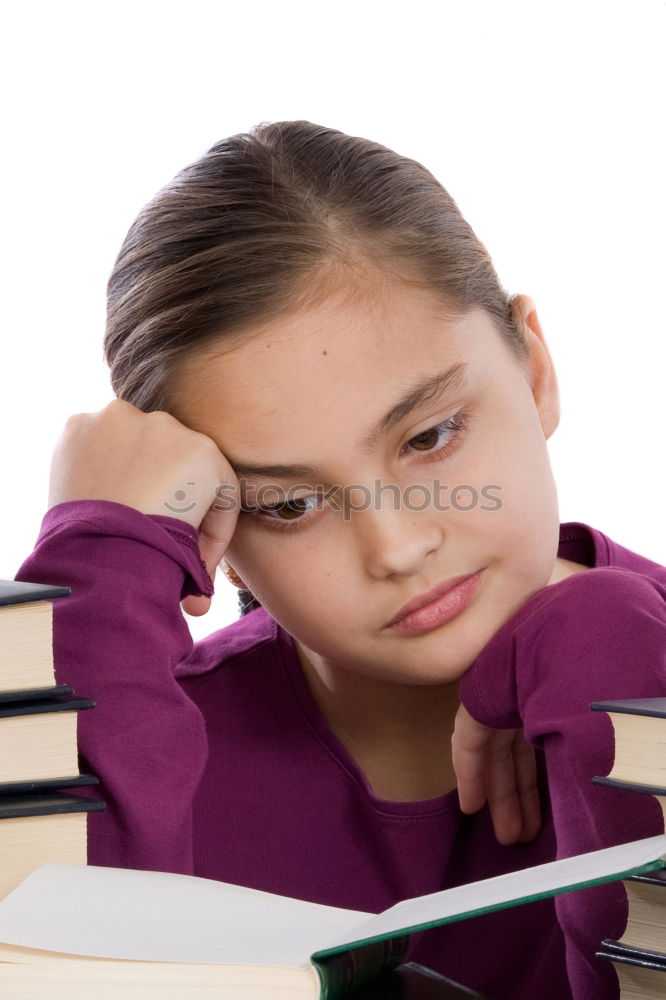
[{"x1": 313, "y1": 935, "x2": 410, "y2": 1000}]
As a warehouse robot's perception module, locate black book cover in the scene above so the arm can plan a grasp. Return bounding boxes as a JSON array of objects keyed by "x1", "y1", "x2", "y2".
[
  {"x1": 0, "y1": 773, "x2": 100, "y2": 795},
  {"x1": 0, "y1": 792, "x2": 105, "y2": 819},
  {"x1": 0, "y1": 684, "x2": 73, "y2": 703},
  {"x1": 590, "y1": 698, "x2": 666, "y2": 719},
  {"x1": 0, "y1": 579, "x2": 71, "y2": 607},
  {"x1": 591, "y1": 775, "x2": 666, "y2": 798},
  {"x1": 625, "y1": 867, "x2": 666, "y2": 887},
  {"x1": 597, "y1": 939, "x2": 666, "y2": 971},
  {"x1": 0, "y1": 693, "x2": 95, "y2": 718}
]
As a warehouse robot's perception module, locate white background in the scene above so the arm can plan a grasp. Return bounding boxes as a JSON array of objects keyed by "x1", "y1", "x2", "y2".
[{"x1": 1, "y1": 0, "x2": 664, "y2": 642}]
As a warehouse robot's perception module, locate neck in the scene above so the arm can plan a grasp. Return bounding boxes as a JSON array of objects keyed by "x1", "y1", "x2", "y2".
[{"x1": 294, "y1": 642, "x2": 461, "y2": 800}]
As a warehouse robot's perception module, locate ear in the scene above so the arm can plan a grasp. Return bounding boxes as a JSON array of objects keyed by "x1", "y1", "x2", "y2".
[{"x1": 510, "y1": 294, "x2": 560, "y2": 439}]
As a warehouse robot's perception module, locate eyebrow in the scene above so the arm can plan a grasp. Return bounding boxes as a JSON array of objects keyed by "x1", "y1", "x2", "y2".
[{"x1": 227, "y1": 361, "x2": 469, "y2": 480}]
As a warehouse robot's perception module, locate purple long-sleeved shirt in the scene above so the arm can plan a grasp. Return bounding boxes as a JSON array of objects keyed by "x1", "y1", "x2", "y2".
[{"x1": 15, "y1": 502, "x2": 666, "y2": 999}]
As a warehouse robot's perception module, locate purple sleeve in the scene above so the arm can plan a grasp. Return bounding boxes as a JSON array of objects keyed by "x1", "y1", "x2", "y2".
[
  {"x1": 458, "y1": 568, "x2": 666, "y2": 1000},
  {"x1": 13, "y1": 500, "x2": 215, "y2": 876}
]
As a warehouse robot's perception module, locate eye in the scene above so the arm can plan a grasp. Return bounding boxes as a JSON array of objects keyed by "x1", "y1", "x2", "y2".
[
  {"x1": 258, "y1": 496, "x2": 317, "y2": 521},
  {"x1": 240, "y1": 410, "x2": 471, "y2": 535},
  {"x1": 402, "y1": 411, "x2": 470, "y2": 463},
  {"x1": 240, "y1": 493, "x2": 322, "y2": 534},
  {"x1": 407, "y1": 426, "x2": 444, "y2": 452}
]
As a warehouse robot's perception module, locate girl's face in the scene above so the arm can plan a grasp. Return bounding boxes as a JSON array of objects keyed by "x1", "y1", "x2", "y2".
[{"x1": 174, "y1": 275, "x2": 563, "y2": 685}]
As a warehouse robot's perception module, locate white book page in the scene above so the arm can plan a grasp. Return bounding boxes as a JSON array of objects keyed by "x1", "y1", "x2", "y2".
[
  {"x1": 318, "y1": 834, "x2": 666, "y2": 952},
  {"x1": 0, "y1": 864, "x2": 371, "y2": 967},
  {"x1": 2, "y1": 836, "x2": 665, "y2": 967}
]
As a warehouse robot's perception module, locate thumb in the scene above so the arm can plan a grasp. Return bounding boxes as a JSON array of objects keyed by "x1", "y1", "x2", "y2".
[
  {"x1": 181, "y1": 545, "x2": 215, "y2": 616},
  {"x1": 180, "y1": 494, "x2": 240, "y2": 616},
  {"x1": 181, "y1": 592, "x2": 213, "y2": 617},
  {"x1": 180, "y1": 532, "x2": 222, "y2": 617}
]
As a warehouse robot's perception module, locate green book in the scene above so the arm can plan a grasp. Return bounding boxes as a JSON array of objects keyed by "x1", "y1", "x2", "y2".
[{"x1": 0, "y1": 837, "x2": 665, "y2": 999}]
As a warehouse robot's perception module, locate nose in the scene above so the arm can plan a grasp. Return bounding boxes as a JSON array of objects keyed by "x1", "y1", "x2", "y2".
[{"x1": 349, "y1": 488, "x2": 444, "y2": 579}]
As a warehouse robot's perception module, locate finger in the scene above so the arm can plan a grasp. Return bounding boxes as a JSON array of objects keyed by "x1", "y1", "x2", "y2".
[
  {"x1": 196, "y1": 532, "x2": 225, "y2": 586},
  {"x1": 196, "y1": 499, "x2": 240, "y2": 582},
  {"x1": 180, "y1": 533, "x2": 219, "y2": 618},
  {"x1": 485, "y1": 734, "x2": 524, "y2": 846},
  {"x1": 451, "y1": 706, "x2": 494, "y2": 814},
  {"x1": 181, "y1": 593, "x2": 212, "y2": 617},
  {"x1": 179, "y1": 536, "x2": 217, "y2": 617},
  {"x1": 512, "y1": 733, "x2": 542, "y2": 843},
  {"x1": 179, "y1": 530, "x2": 220, "y2": 619},
  {"x1": 199, "y1": 490, "x2": 240, "y2": 548},
  {"x1": 180, "y1": 499, "x2": 237, "y2": 617},
  {"x1": 452, "y1": 742, "x2": 488, "y2": 814}
]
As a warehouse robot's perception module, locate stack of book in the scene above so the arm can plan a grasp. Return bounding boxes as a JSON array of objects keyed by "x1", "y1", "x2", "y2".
[
  {"x1": 1, "y1": 585, "x2": 665, "y2": 997},
  {"x1": 0, "y1": 578, "x2": 105, "y2": 899},
  {"x1": 592, "y1": 698, "x2": 666, "y2": 999}
]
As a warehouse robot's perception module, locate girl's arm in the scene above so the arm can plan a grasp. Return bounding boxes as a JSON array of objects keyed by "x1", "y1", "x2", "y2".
[
  {"x1": 454, "y1": 567, "x2": 666, "y2": 1000},
  {"x1": 13, "y1": 400, "x2": 241, "y2": 875},
  {"x1": 14, "y1": 499, "x2": 216, "y2": 874}
]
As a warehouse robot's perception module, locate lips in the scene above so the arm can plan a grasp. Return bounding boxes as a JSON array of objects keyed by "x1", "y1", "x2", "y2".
[{"x1": 385, "y1": 573, "x2": 479, "y2": 628}]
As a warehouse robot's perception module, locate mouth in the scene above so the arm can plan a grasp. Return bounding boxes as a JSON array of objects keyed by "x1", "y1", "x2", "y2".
[{"x1": 384, "y1": 570, "x2": 484, "y2": 634}]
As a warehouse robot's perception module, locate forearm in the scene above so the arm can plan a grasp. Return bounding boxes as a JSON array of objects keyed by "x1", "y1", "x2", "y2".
[
  {"x1": 459, "y1": 571, "x2": 666, "y2": 848},
  {"x1": 458, "y1": 570, "x2": 666, "y2": 999},
  {"x1": 14, "y1": 499, "x2": 214, "y2": 874}
]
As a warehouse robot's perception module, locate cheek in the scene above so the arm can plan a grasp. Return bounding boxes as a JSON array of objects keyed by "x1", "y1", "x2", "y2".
[
  {"x1": 225, "y1": 524, "x2": 341, "y2": 603},
  {"x1": 475, "y1": 403, "x2": 549, "y2": 487},
  {"x1": 248, "y1": 570, "x2": 351, "y2": 652},
  {"x1": 224, "y1": 524, "x2": 282, "y2": 583}
]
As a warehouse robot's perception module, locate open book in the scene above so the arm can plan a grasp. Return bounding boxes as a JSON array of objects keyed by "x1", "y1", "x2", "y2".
[{"x1": 1, "y1": 836, "x2": 666, "y2": 999}]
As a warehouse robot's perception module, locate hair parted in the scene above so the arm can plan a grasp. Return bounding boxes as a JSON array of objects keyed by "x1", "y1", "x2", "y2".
[{"x1": 103, "y1": 119, "x2": 529, "y2": 616}]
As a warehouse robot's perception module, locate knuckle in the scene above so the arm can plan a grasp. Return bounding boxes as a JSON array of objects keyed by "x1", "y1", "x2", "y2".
[
  {"x1": 146, "y1": 408, "x2": 174, "y2": 423},
  {"x1": 63, "y1": 412, "x2": 87, "y2": 427},
  {"x1": 195, "y1": 432, "x2": 223, "y2": 461},
  {"x1": 106, "y1": 398, "x2": 136, "y2": 415},
  {"x1": 61, "y1": 412, "x2": 93, "y2": 437}
]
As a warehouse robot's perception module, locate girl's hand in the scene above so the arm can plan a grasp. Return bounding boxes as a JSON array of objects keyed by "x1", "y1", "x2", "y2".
[
  {"x1": 451, "y1": 702, "x2": 542, "y2": 845},
  {"x1": 48, "y1": 399, "x2": 241, "y2": 616}
]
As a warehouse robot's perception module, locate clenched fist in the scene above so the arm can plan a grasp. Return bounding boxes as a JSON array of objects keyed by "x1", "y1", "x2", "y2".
[{"x1": 48, "y1": 399, "x2": 242, "y2": 615}]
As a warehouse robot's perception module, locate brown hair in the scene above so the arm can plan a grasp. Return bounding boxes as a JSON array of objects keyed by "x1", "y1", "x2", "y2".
[{"x1": 103, "y1": 119, "x2": 528, "y2": 615}]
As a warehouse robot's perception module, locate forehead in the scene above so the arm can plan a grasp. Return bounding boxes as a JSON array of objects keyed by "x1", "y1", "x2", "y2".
[{"x1": 173, "y1": 281, "x2": 501, "y2": 460}]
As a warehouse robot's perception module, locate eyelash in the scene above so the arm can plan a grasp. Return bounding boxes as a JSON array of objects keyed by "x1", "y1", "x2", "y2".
[{"x1": 240, "y1": 411, "x2": 471, "y2": 535}]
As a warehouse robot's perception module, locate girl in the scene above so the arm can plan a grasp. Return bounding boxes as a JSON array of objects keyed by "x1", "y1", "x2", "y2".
[{"x1": 16, "y1": 121, "x2": 665, "y2": 1000}]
